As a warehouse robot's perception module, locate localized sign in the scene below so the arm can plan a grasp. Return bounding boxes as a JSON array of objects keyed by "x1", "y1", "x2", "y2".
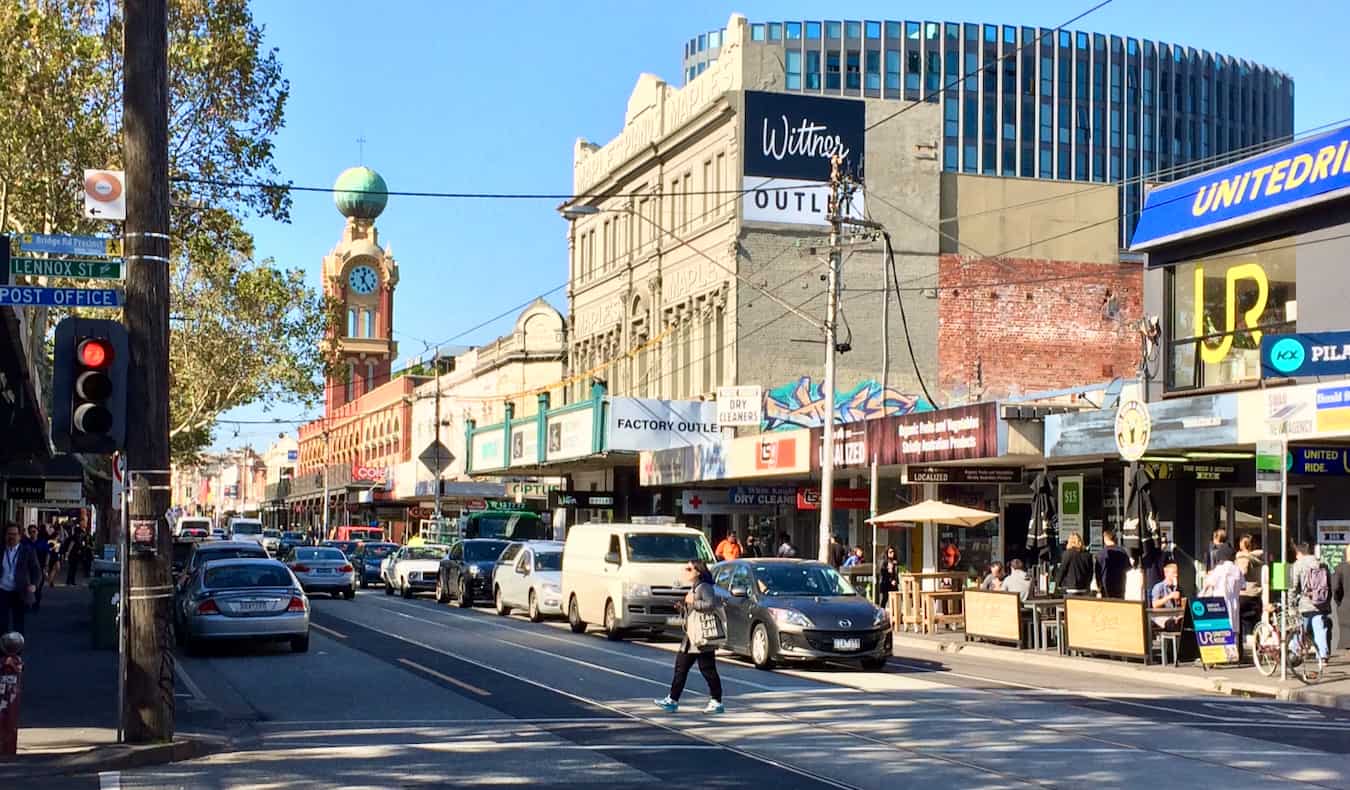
[
  {"x1": 1114, "y1": 396, "x2": 1152, "y2": 461},
  {"x1": 1317, "y1": 520, "x2": 1350, "y2": 572},
  {"x1": 1131, "y1": 123, "x2": 1350, "y2": 253},
  {"x1": 84, "y1": 169, "x2": 127, "y2": 221},
  {"x1": 10, "y1": 257, "x2": 123, "y2": 280},
  {"x1": 904, "y1": 466, "x2": 1023, "y2": 484},
  {"x1": 1191, "y1": 597, "x2": 1240, "y2": 667},
  {"x1": 796, "y1": 486, "x2": 870, "y2": 511},
  {"x1": 1261, "y1": 331, "x2": 1350, "y2": 379},
  {"x1": 727, "y1": 486, "x2": 796, "y2": 507},
  {"x1": 1058, "y1": 476, "x2": 1085, "y2": 538},
  {"x1": 716, "y1": 385, "x2": 762, "y2": 427},
  {"x1": 607, "y1": 398, "x2": 721, "y2": 452},
  {"x1": 814, "y1": 421, "x2": 869, "y2": 469},
  {"x1": 16, "y1": 233, "x2": 122, "y2": 258},
  {"x1": 0, "y1": 285, "x2": 122, "y2": 307}
]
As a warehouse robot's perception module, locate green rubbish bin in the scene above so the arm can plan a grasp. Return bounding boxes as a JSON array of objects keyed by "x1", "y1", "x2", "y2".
[{"x1": 90, "y1": 575, "x2": 120, "y2": 650}]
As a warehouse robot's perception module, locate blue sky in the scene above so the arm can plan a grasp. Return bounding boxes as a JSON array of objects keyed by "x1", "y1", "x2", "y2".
[{"x1": 213, "y1": 0, "x2": 1350, "y2": 449}]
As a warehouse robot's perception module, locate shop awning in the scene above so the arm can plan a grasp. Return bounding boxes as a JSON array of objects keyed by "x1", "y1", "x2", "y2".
[{"x1": 868, "y1": 499, "x2": 997, "y2": 527}]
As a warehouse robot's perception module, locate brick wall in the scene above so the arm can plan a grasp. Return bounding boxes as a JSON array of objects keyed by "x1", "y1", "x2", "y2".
[{"x1": 937, "y1": 255, "x2": 1142, "y2": 402}]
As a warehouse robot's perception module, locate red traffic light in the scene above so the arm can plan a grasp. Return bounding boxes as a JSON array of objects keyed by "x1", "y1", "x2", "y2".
[{"x1": 78, "y1": 338, "x2": 112, "y2": 368}]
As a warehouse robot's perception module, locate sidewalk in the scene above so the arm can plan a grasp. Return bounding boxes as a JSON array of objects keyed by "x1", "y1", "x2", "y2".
[
  {"x1": 891, "y1": 629, "x2": 1350, "y2": 710},
  {"x1": 0, "y1": 581, "x2": 217, "y2": 780}
]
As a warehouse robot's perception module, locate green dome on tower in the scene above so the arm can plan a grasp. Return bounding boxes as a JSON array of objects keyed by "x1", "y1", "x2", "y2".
[{"x1": 333, "y1": 166, "x2": 388, "y2": 219}]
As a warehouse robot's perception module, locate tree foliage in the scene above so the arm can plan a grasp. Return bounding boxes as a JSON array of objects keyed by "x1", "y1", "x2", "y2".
[{"x1": 0, "y1": 0, "x2": 327, "y2": 462}]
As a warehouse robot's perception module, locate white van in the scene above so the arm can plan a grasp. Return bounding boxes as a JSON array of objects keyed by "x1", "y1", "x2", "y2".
[
  {"x1": 228, "y1": 518, "x2": 265, "y2": 546},
  {"x1": 562, "y1": 522, "x2": 714, "y2": 640},
  {"x1": 176, "y1": 516, "x2": 211, "y2": 538}
]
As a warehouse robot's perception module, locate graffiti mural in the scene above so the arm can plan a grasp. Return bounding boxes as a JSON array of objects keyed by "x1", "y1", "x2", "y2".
[{"x1": 762, "y1": 376, "x2": 933, "y2": 431}]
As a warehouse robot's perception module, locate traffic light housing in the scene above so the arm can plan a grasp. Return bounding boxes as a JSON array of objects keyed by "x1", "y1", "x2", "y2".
[{"x1": 51, "y1": 317, "x2": 128, "y2": 453}]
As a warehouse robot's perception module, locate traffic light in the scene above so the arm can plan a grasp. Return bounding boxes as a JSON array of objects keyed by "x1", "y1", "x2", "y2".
[{"x1": 51, "y1": 317, "x2": 128, "y2": 453}]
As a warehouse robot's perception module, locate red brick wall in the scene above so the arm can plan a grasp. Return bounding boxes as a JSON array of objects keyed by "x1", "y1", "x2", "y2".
[{"x1": 937, "y1": 255, "x2": 1142, "y2": 401}]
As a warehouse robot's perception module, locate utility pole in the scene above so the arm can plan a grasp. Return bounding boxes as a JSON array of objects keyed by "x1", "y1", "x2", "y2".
[
  {"x1": 122, "y1": 0, "x2": 173, "y2": 742},
  {"x1": 870, "y1": 232, "x2": 892, "y2": 597},
  {"x1": 321, "y1": 424, "x2": 331, "y2": 540},
  {"x1": 433, "y1": 350, "x2": 443, "y2": 532},
  {"x1": 818, "y1": 155, "x2": 843, "y2": 563}
]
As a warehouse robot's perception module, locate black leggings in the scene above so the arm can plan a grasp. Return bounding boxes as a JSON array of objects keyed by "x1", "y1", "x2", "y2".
[{"x1": 669, "y1": 650, "x2": 722, "y2": 703}]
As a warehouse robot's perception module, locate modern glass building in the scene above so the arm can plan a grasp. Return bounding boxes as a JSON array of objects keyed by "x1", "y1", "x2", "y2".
[{"x1": 683, "y1": 20, "x2": 1293, "y2": 247}]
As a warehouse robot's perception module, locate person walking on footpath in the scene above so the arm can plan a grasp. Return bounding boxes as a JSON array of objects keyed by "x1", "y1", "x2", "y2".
[
  {"x1": 1, "y1": 523, "x2": 42, "y2": 636},
  {"x1": 655, "y1": 559, "x2": 725, "y2": 714},
  {"x1": 827, "y1": 534, "x2": 846, "y2": 569},
  {"x1": 23, "y1": 525, "x2": 49, "y2": 611},
  {"x1": 715, "y1": 532, "x2": 743, "y2": 562},
  {"x1": 1055, "y1": 532, "x2": 1094, "y2": 595},
  {"x1": 877, "y1": 545, "x2": 901, "y2": 606},
  {"x1": 43, "y1": 523, "x2": 63, "y2": 588},
  {"x1": 1333, "y1": 553, "x2": 1350, "y2": 653},
  {"x1": 777, "y1": 532, "x2": 797, "y2": 558},
  {"x1": 1290, "y1": 543, "x2": 1333, "y2": 673}
]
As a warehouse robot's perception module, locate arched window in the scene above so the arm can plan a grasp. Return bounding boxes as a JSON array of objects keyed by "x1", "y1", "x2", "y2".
[
  {"x1": 365, "y1": 310, "x2": 377, "y2": 338},
  {"x1": 345, "y1": 362, "x2": 355, "y2": 402},
  {"x1": 366, "y1": 361, "x2": 376, "y2": 393},
  {"x1": 347, "y1": 309, "x2": 357, "y2": 337}
]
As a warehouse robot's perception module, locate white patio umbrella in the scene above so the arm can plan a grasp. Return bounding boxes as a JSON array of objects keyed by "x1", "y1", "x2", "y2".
[{"x1": 868, "y1": 499, "x2": 998, "y2": 572}]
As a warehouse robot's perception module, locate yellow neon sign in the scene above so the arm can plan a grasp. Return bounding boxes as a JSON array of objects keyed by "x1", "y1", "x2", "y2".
[{"x1": 1193, "y1": 262, "x2": 1268, "y2": 365}]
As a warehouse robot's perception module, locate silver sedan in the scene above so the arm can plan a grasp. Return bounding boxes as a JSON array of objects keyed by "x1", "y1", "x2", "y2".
[
  {"x1": 283, "y1": 546, "x2": 358, "y2": 599},
  {"x1": 177, "y1": 558, "x2": 310, "y2": 653}
]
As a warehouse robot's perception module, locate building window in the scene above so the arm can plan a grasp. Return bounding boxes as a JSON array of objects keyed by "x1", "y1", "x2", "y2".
[
  {"x1": 364, "y1": 309, "x2": 375, "y2": 338},
  {"x1": 865, "y1": 50, "x2": 880, "y2": 91},
  {"x1": 865, "y1": 21, "x2": 880, "y2": 39},
  {"x1": 682, "y1": 172, "x2": 692, "y2": 231},
  {"x1": 885, "y1": 50, "x2": 901, "y2": 91},
  {"x1": 714, "y1": 154, "x2": 725, "y2": 215},
  {"x1": 806, "y1": 21, "x2": 821, "y2": 39},
  {"x1": 708, "y1": 30, "x2": 721, "y2": 49},
  {"x1": 786, "y1": 49, "x2": 802, "y2": 90},
  {"x1": 345, "y1": 362, "x2": 355, "y2": 402},
  {"x1": 826, "y1": 52, "x2": 841, "y2": 90},
  {"x1": 826, "y1": 21, "x2": 841, "y2": 39},
  {"x1": 365, "y1": 361, "x2": 376, "y2": 393},
  {"x1": 347, "y1": 308, "x2": 357, "y2": 337},
  {"x1": 905, "y1": 49, "x2": 920, "y2": 92},
  {"x1": 846, "y1": 50, "x2": 861, "y2": 90},
  {"x1": 786, "y1": 22, "x2": 802, "y2": 40},
  {"x1": 806, "y1": 50, "x2": 821, "y2": 90},
  {"x1": 846, "y1": 21, "x2": 861, "y2": 39},
  {"x1": 751, "y1": 24, "x2": 765, "y2": 42},
  {"x1": 767, "y1": 23, "x2": 781, "y2": 41}
]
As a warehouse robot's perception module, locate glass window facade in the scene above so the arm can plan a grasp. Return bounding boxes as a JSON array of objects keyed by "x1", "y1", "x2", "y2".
[{"x1": 691, "y1": 20, "x2": 1292, "y2": 245}]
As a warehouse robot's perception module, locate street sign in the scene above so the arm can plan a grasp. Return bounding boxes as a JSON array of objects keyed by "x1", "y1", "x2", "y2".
[
  {"x1": 15, "y1": 233, "x2": 122, "y2": 258},
  {"x1": 1256, "y1": 439, "x2": 1283, "y2": 494},
  {"x1": 84, "y1": 169, "x2": 126, "y2": 221},
  {"x1": 10, "y1": 257, "x2": 123, "y2": 280},
  {"x1": 418, "y1": 440, "x2": 454, "y2": 475},
  {"x1": 0, "y1": 285, "x2": 122, "y2": 307},
  {"x1": 716, "y1": 385, "x2": 762, "y2": 426}
]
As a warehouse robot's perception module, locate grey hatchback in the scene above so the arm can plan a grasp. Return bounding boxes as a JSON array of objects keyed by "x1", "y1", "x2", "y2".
[
  {"x1": 712, "y1": 559, "x2": 891, "y2": 671},
  {"x1": 176, "y1": 558, "x2": 310, "y2": 654}
]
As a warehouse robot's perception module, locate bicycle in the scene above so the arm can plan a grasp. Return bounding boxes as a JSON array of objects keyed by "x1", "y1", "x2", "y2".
[{"x1": 1252, "y1": 602, "x2": 1325, "y2": 682}]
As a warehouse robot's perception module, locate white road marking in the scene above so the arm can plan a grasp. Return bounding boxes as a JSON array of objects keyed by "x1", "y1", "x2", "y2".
[
  {"x1": 310, "y1": 622, "x2": 348, "y2": 640},
  {"x1": 397, "y1": 657, "x2": 491, "y2": 697},
  {"x1": 98, "y1": 771, "x2": 120, "y2": 790}
]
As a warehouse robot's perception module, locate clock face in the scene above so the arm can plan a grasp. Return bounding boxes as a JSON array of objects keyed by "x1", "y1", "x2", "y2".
[{"x1": 348, "y1": 265, "x2": 379, "y2": 295}]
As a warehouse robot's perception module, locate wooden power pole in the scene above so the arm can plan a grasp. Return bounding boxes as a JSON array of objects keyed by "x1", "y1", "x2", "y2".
[{"x1": 122, "y1": 0, "x2": 174, "y2": 742}]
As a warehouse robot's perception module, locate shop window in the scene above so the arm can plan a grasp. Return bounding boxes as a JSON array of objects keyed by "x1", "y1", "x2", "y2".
[{"x1": 1166, "y1": 234, "x2": 1304, "y2": 392}]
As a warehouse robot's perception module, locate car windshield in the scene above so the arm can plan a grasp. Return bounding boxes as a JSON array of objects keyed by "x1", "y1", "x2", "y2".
[
  {"x1": 467, "y1": 513, "x2": 546, "y2": 540},
  {"x1": 625, "y1": 534, "x2": 713, "y2": 563},
  {"x1": 281, "y1": 532, "x2": 304, "y2": 541},
  {"x1": 534, "y1": 551, "x2": 562, "y2": 571},
  {"x1": 295, "y1": 548, "x2": 345, "y2": 562},
  {"x1": 197, "y1": 547, "x2": 266, "y2": 565},
  {"x1": 263, "y1": 529, "x2": 280, "y2": 538},
  {"x1": 363, "y1": 544, "x2": 395, "y2": 559},
  {"x1": 465, "y1": 542, "x2": 509, "y2": 562},
  {"x1": 204, "y1": 564, "x2": 293, "y2": 588},
  {"x1": 232, "y1": 522, "x2": 262, "y2": 535},
  {"x1": 404, "y1": 547, "x2": 443, "y2": 561},
  {"x1": 754, "y1": 564, "x2": 857, "y2": 597},
  {"x1": 324, "y1": 542, "x2": 357, "y2": 554}
]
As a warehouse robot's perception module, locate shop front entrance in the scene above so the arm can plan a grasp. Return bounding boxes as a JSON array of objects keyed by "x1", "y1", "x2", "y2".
[{"x1": 1194, "y1": 488, "x2": 1306, "y2": 559}]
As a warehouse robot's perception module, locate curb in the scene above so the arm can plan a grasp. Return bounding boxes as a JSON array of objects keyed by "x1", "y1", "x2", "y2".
[
  {"x1": 890, "y1": 633, "x2": 1347, "y2": 706},
  {"x1": 0, "y1": 734, "x2": 224, "y2": 780}
]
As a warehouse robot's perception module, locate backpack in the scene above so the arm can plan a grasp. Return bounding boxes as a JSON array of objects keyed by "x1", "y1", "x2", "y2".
[{"x1": 1303, "y1": 563, "x2": 1331, "y2": 609}]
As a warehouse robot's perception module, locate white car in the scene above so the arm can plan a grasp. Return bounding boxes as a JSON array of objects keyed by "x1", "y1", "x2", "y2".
[
  {"x1": 229, "y1": 518, "x2": 265, "y2": 547},
  {"x1": 383, "y1": 545, "x2": 448, "y2": 599},
  {"x1": 492, "y1": 541, "x2": 564, "y2": 622},
  {"x1": 261, "y1": 529, "x2": 282, "y2": 555}
]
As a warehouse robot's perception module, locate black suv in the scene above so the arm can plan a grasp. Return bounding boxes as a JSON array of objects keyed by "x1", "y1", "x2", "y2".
[{"x1": 436, "y1": 539, "x2": 509, "y2": 608}]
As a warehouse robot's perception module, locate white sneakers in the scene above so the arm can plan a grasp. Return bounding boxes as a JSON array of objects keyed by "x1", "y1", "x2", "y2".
[
  {"x1": 703, "y1": 699, "x2": 725, "y2": 714},
  {"x1": 652, "y1": 696, "x2": 725, "y2": 714}
]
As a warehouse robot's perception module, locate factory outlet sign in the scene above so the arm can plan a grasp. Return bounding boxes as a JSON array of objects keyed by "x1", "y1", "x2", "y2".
[
  {"x1": 742, "y1": 91, "x2": 866, "y2": 226},
  {"x1": 607, "y1": 398, "x2": 722, "y2": 452}
]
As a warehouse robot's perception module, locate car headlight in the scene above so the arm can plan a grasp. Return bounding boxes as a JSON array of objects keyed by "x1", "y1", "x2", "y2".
[
  {"x1": 873, "y1": 607, "x2": 889, "y2": 628},
  {"x1": 468, "y1": 565, "x2": 480, "y2": 577},
  {"x1": 623, "y1": 582, "x2": 651, "y2": 598},
  {"x1": 541, "y1": 582, "x2": 561, "y2": 595},
  {"x1": 770, "y1": 608, "x2": 814, "y2": 628}
]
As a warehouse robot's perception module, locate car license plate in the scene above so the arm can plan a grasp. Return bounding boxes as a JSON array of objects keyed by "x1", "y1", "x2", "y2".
[
  {"x1": 665, "y1": 616, "x2": 686, "y2": 626},
  {"x1": 833, "y1": 637, "x2": 862, "y2": 651},
  {"x1": 315, "y1": 568, "x2": 331, "y2": 574},
  {"x1": 239, "y1": 600, "x2": 269, "y2": 612}
]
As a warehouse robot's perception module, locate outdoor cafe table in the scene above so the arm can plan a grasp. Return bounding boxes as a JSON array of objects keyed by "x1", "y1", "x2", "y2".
[
  {"x1": 898, "y1": 572, "x2": 968, "y2": 633},
  {"x1": 1022, "y1": 598, "x2": 1065, "y2": 650}
]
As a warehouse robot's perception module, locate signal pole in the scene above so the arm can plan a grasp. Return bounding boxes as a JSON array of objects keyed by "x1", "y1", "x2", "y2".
[
  {"x1": 122, "y1": 0, "x2": 174, "y2": 742},
  {"x1": 817, "y1": 155, "x2": 843, "y2": 563}
]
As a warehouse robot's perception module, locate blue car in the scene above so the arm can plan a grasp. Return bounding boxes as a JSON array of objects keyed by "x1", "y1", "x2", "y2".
[
  {"x1": 353, "y1": 542, "x2": 398, "y2": 588},
  {"x1": 277, "y1": 531, "x2": 308, "y2": 556}
]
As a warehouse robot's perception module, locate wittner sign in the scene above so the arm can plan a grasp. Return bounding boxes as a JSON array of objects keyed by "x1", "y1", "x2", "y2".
[{"x1": 742, "y1": 91, "x2": 866, "y2": 226}]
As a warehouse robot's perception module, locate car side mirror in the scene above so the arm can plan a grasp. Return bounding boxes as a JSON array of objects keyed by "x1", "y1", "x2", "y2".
[
  {"x1": 729, "y1": 585, "x2": 749, "y2": 598},
  {"x1": 516, "y1": 565, "x2": 529, "y2": 575},
  {"x1": 604, "y1": 551, "x2": 621, "y2": 566}
]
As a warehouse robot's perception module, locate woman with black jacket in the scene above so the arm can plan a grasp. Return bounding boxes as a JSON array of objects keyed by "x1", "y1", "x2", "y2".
[
  {"x1": 877, "y1": 546, "x2": 901, "y2": 606},
  {"x1": 1055, "y1": 532, "x2": 1095, "y2": 595},
  {"x1": 655, "y1": 559, "x2": 725, "y2": 714}
]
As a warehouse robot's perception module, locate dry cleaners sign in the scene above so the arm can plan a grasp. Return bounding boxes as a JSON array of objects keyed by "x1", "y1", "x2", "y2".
[
  {"x1": 608, "y1": 398, "x2": 721, "y2": 452},
  {"x1": 742, "y1": 91, "x2": 866, "y2": 226}
]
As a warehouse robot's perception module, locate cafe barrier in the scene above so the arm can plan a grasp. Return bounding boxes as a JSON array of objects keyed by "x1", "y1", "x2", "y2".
[
  {"x1": 963, "y1": 590, "x2": 1024, "y2": 646},
  {"x1": 1064, "y1": 597, "x2": 1150, "y2": 660}
]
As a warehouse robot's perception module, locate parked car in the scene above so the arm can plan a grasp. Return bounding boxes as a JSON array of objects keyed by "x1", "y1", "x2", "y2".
[
  {"x1": 175, "y1": 516, "x2": 212, "y2": 538},
  {"x1": 711, "y1": 559, "x2": 891, "y2": 671},
  {"x1": 352, "y1": 542, "x2": 398, "y2": 588},
  {"x1": 436, "y1": 539, "x2": 510, "y2": 608},
  {"x1": 492, "y1": 540, "x2": 564, "y2": 622},
  {"x1": 561, "y1": 522, "x2": 713, "y2": 640},
  {"x1": 278, "y1": 531, "x2": 307, "y2": 555},
  {"x1": 384, "y1": 545, "x2": 448, "y2": 599},
  {"x1": 229, "y1": 518, "x2": 264, "y2": 546},
  {"x1": 180, "y1": 526, "x2": 210, "y2": 541},
  {"x1": 209, "y1": 528, "x2": 227, "y2": 541},
  {"x1": 261, "y1": 529, "x2": 282, "y2": 555},
  {"x1": 178, "y1": 541, "x2": 270, "y2": 589},
  {"x1": 282, "y1": 546, "x2": 357, "y2": 599},
  {"x1": 176, "y1": 558, "x2": 309, "y2": 654}
]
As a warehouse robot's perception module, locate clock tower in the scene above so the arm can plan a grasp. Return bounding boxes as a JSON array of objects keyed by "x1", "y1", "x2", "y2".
[{"x1": 323, "y1": 165, "x2": 398, "y2": 417}]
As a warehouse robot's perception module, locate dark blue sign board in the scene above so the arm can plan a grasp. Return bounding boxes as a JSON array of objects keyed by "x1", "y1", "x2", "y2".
[
  {"x1": 1190, "y1": 596, "x2": 1239, "y2": 667},
  {"x1": 1289, "y1": 447, "x2": 1350, "y2": 475},
  {"x1": 1131, "y1": 123, "x2": 1350, "y2": 254},
  {"x1": 1261, "y1": 331, "x2": 1350, "y2": 379},
  {"x1": 743, "y1": 91, "x2": 866, "y2": 182},
  {"x1": 0, "y1": 285, "x2": 122, "y2": 307}
]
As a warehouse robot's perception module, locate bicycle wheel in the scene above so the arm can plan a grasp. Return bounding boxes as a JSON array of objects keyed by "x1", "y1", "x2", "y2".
[
  {"x1": 1288, "y1": 632, "x2": 1312, "y2": 683},
  {"x1": 1251, "y1": 621, "x2": 1280, "y2": 677}
]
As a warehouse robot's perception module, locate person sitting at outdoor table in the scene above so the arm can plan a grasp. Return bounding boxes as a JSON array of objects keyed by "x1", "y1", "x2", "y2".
[
  {"x1": 842, "y1": 546, "x2": 864, "y2": 568},
  {"x1": 1055, "y1": 532, "x2": 1094, "y2": 596},
  {"x1": 1002, "y1": 559, "x2": 1032, "y2": 601},
  {"x1": 1150, "y1": 561, "x2": 1184, "y2": 631},
  {"x1": 980, "y1": 562, "x2": 1004, "y2": 591},
  {"x1": 1095, "y1": 527, "x2": 1131, "y2": 599}
]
